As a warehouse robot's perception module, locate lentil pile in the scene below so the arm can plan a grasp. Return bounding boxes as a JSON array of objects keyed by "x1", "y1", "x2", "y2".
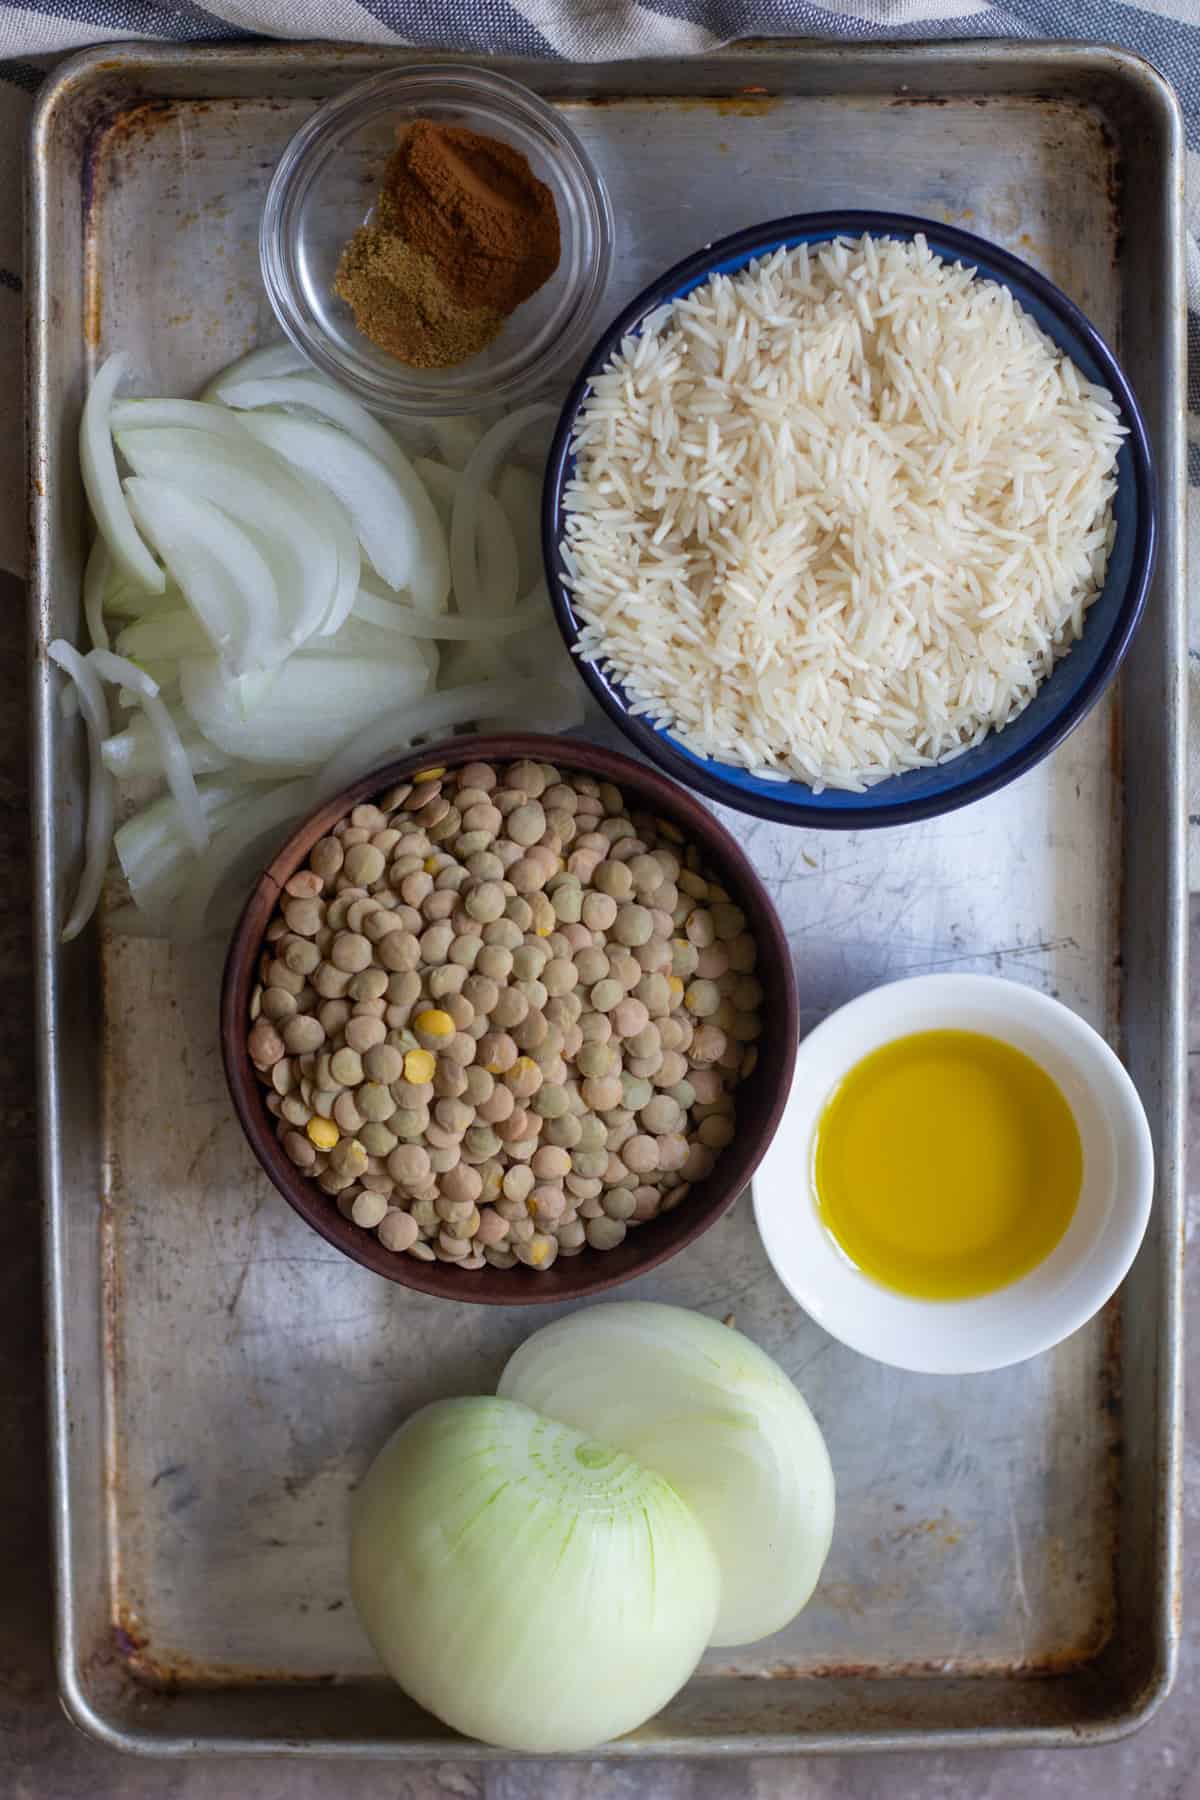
[{"x1": 246, "y1": 759, "x2": 764, "y2": 1274}]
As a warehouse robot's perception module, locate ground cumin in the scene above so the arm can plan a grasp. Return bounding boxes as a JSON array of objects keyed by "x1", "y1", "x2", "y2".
[
  {"x1": 335, "y1": 196, "x2": 503, "y2": 370},
  {"x1": 333, "y1": 118, "x2": 561, "y2": 370}
]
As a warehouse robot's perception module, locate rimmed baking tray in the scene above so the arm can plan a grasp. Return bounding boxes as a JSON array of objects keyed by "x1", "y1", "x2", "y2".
[{"x1": 29, "y1": 39, "x2": 1185, "y2": 1757}]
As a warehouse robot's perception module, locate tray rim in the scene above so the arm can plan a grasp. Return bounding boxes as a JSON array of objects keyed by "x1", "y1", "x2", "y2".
[{"x1": 28, "y1": 35, "x2": 1187, "y2": 1760}]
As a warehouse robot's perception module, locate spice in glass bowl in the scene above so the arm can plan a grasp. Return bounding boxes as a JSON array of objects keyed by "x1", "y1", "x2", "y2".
[{"x1": 335, "y1": 119, "x2": 562, "y2": 370}]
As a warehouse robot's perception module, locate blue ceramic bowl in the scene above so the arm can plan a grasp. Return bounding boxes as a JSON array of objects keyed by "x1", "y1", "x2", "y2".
[{"x1": 542, "y1": 212, "x2": 1157, "y2": 829}]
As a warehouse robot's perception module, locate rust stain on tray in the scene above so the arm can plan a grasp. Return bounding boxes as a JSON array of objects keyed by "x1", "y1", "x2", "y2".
[
  {"x1": 81, "y1": 96, "x2": 222, "y2": 352},
  {"x1": 746, "y1": 1654, "x2": 1074, "y2": 1680},
  {"x1": 113, "y1": 1608, "x2": 339, "y2": 1692},
  {"x1": 570, "y1": 91, "x2": 778, "y2": 115},
  {"x1": 101, "y1": 96, "x2": 222, "y2": 153}
]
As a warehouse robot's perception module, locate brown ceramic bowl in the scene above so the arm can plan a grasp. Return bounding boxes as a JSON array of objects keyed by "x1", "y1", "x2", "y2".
[{"x1": 221, "y1": 734, "x2": 798, "y2": 1304}]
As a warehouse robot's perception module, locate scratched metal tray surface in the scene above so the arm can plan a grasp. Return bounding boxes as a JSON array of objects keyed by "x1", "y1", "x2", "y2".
[{"x1": 30, "y1": 40, "x2": 1185, "y2": 1758}]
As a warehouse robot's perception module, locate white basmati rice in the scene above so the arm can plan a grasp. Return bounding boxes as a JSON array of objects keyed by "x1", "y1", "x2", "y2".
[{"x1": 562, "y1": 235, "x2": 1126, "y2": 791}]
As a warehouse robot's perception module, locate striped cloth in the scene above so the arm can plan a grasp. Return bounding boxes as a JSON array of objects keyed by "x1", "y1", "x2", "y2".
[{"x1": 3, "y1": 3, "x2": 1197, "y2": 874}]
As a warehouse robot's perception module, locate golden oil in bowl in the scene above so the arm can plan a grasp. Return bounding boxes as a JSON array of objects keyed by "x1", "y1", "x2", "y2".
[{"x1": 812, "y1": 1029, "x2": 1082, "y2": 1301}]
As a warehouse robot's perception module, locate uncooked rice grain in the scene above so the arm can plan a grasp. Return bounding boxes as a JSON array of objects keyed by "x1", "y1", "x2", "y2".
[{"x1": 562, "y1": 235, "x2": 1126, "y2": 790}]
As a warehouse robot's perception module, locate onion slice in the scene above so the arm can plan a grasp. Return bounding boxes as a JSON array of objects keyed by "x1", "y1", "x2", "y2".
[
  {"x1": 179, "y1": 652, "x2": 430, "y2": 769},
  {"x1": 124, "y1": 477, "x2": 282, "y2": 674},
  {"x1": 83, "y1": 538, "x2": 113, "y2": 652},
  {"x1": 79, "y1": 354, "x2": 165, "y2": 593},
  {"x1": 116, "y1": 427, "x2": 336, "y2": 650},
  {"x1": 496, "y1": 464, "x2": 544, "y2": 595},
  {"x1": 237, "y1": 413, "x2": 450, "y2": 611},
  {"x1": 501, "y1": 597, "x2": 580, "y2": 693},
  {"x1": 214, "y1": 375, "x2": 408, "y2": 472},
  {"x1": 430, "y1": 415, "x2": 484, "y2": 470},
  {"x1": 298, "y1": 612, "x2": 440, "y2": 676},
  {"x1": 313, "y1": 676, "x2": 545, "y2": 801},
  {"x1": 117, "y1": 664, "x2": 177, "y2": 708},
  {"x1": 102, "y1": 712, "x2": 229, "y2": 779},
  {"x1": 215, "y1": 379, "x2": 449, "y2": 622},
  {"x1": 410, "y1": 461, "x2": 519, "y2": 619},
  {"x1": 170, "y1": 778, "x2": 313, "y2": 940},
  {"x1": 101, "y1": 564, "x2": 177, "y2": 622},
  {"x1": 411, "y1": 456, "x2": 458, "y2": 521},
  {"x1": 110, "y1": 397, "x2": 258, "y2": 442},
  {"x1": 451, "y1": 405, "x2": 554, "y2": 617},
  {"x1": 286, "y1": 469, "x2": 361, "y2": 637},
  {"x1": 47, "y1": 639, "x2": 114, "y2": 941},
  {"x1": 499, "y1": 1301, "x2": 837, "y2": 1648},
  {"x1": 89, "y1": 649, "x2": 209, "y2": 853},
  {"x1": 351, "y1": 586, "x2": 547, "y2": 640},
  {"x1": 199, "y1": 341, "x2": 307, "y2": 398},
  {"x1": 115, "y1": 607, "x2": 210, "y2": 663},
  {"x1": 114, "y1": 779, "x2": 246, "y2": 925}
]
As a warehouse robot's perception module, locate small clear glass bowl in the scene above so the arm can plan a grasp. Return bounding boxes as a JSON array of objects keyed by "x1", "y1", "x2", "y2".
[{"x1": 260, "y1": 66, "x2": 613, "y2": 418}]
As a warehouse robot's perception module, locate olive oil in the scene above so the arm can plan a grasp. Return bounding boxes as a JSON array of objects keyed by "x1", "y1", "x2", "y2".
[{"x1": 813, "y1": 1029, "x2": 1082, "y2": 1301}]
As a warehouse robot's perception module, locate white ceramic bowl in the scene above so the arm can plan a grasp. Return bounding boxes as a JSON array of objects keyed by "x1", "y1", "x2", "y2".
[{"x1": 753, "y1": 973, "x2": 1154, "y2": 1374}]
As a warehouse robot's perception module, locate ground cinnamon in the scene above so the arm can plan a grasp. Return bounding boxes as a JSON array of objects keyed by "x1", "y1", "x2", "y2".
[
  {"x1": 333, "y1": 118, "x2": 561, "y2": 370},
  {"x1": 386, "y1": 120, "x2": 561, "y2": 315}
]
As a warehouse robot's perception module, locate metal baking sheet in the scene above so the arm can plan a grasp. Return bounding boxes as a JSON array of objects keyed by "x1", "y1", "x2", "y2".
[{"x1": 30, "y1": 40, "x2": 1185, "y2": 1757}]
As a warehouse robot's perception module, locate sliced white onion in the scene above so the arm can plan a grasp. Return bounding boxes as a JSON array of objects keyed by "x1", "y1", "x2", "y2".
[
  {"x1": 499, "y1": 1302, "x2": 837, "y2": 1649},
  {"x1": 76, "y1": 361, "x2": 582, "y2": 945},
  {"x1": 351, "y1": 586, "x2": 547, "y2": 640},
  {"x1": 179, "y1": 652, "x2": 430, "y2": 769},
  {"x1": 170, "y1": 777, "x2": 313, "y2": 940},
  {"x1": 213, "y1": 376, "x2": 407, "y2": 472},
  {"x1": 117, "y1": 664, "x2": 177, "y2": 708},
  {"x1": 47, "y1": 639, "x2": 114, "y2": 941},
  {"x1": 116, "y1": 427, "x2": 336, "y2": 650},
  {"x1": 83, "y1": 538, "x2": 112, "y2": 652},
  {"x1": 502, "y1": 600, "x2": 578, "y2": 689},
  {"x1": 304, "y1": 611, "x2": 441, "y2": 686},
  {"x1": 477, "y1": 495, "x2": 521, "y2": 618},
  {"x1": 237, "y1": 413, "x2": 449, "y2": 610},
  {"x1": 101, "y1": 569, "x2": 178, "y2": 622},
  {"x1": 114, "y1": 792, "x2": 188, "y2": 914},
  {"x1": 438, "y1": 641, "x2": 503, "y2": 691},
  {"x1": 102, "y1": 712, "x2": 229, "y2": 779},
  {"x1": 496, "y1": 463, "x2": 545, "y2": 595},
  {"x1": 215, "y1": 381, "x2": 452, "y2": 621},
  {"x1": 286, "y1": 469, "x2": 362, "y2": 637},
  {"x1": 199, "y1": 341, "x2": 307, "y2": 398},
  {"x1": 451, "y1": 405, "x2": 554, "y2": 618},
  {"x1": 88, "y1": 649, "x2": 208, "y2": 853},
  {"x1": 313, "y1": 675, "x2": 545, "y2": 801},
  {"x1": 430, "y1": 415, "x2": 485, "y2": 470},
  {"x1": 300, "y1": 609, "x2": 418, "y2": 656},
  {"x1": 80, "y1": 354, "x2": 165, "y2": 593},
  {"x1": 114, "y1": 779, "x2": 246, "y2": 924},
  {"x1": 418, "y1": 456, "x2": 521, "y2": 623},
  {"x1": 110, "y1": 396, "x2": 258, "y2": 441},
  {"x1": 124, "y1": 477, "x2": 282, "y2": 674},
  {"x1": 496, "y1": 681, "x2": 587, "y2": 737},
  {"x1": 351, "y1": 1396, "x2": 719, "y2": 1753},
  {"x1": 115, "y1": 607, "x2": 210, "y2": 663},
  {"x1": 412, "y1": 456, "x2": 457, "y2": 524},
  {"x1": 229, "y1": 758, "x2": 306, "y2": 783}
]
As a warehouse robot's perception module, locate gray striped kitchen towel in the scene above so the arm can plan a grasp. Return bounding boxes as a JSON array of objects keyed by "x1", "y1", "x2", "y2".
[{"x1": 3, "y1": 2, "x2": 1197, "y2": 875}]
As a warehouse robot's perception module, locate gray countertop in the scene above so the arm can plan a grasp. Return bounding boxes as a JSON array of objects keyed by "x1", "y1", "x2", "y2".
[{"x1": 3, "y1": 584, "x2": 1194, "y2": 1798}]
